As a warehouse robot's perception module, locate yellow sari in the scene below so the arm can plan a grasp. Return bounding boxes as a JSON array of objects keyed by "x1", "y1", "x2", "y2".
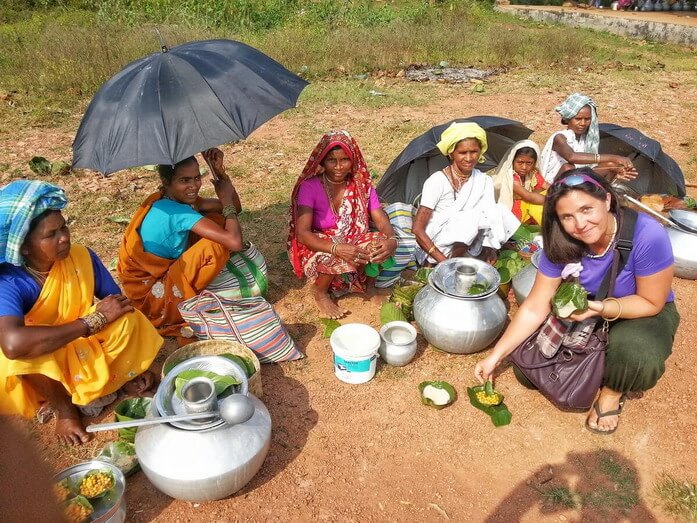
[{"x1": 0, "y1": 245, "x2": 162, "y2": 417}]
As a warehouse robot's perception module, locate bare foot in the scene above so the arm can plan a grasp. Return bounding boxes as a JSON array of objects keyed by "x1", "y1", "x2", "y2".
[
  {"x1": 312, "y1": 287, "x2": 346, "y2": 319},
  {"x1": 55, "y1": 406, "x2": 91, "y2": 445},
  {"x1": 121, "y1": 370, "x2": 157, "y2": 397},
  {"x1": 586, "y1": 390, "x2": 623, "y2": 433}
]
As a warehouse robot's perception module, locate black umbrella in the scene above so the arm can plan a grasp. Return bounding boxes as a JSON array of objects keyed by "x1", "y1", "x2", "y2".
[
  {"x1": 376, "y1": 116, "x2": 533, "y2": 205},
  {"x1": 599, "y1": 123, "x2": 685, "y2": 197},
  {"x1": 72, "y1": 39, "x2": 308, "y2": 175}
]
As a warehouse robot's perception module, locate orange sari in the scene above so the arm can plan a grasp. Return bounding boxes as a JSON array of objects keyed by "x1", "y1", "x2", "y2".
[
  {"x1": 117, "y1": 192, "x2": 229, "y2": 336},
  {"x1": 0, "y1": 245, "x2": 162, "y2": 417}
]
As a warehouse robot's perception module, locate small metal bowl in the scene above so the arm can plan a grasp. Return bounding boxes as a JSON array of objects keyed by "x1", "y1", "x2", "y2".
[{"x1": 51, "y1": 460, "x2": 126, "y2": 522}]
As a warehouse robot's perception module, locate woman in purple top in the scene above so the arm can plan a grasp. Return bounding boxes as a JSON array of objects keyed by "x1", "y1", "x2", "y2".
[
  {"x1": 288, "y1": 130, "x2": 397, "y2": 319},
  {"x1": 475, "y1": 168, "x2": 679, "y2": 435}
]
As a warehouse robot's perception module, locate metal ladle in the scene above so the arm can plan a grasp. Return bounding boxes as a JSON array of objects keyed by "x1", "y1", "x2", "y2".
[
  {"x1": 86, "y1": 394, "x2": 255, "y2": 433},
  {"x1": 621, "y1": 194, "x2": 695, "y2": 233}
]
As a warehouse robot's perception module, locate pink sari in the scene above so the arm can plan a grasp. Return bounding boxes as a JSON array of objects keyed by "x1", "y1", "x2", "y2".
[{"x1": 288, "y1": 130, "x2": 384, "y2": 293}]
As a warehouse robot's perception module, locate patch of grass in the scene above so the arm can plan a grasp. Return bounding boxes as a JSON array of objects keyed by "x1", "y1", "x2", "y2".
[
  {"x1": 1, "y1": 1, "x2": 695, "y2": 127},
  {"x1": 540, "y1": 486, "x2": 579, "y2": 509},
  {"x1": 654, "y1": 473, "x2": 697, "y2": 522},
  {"x1": 581, "y1": 451, "x2": 640, "y2": 515}
]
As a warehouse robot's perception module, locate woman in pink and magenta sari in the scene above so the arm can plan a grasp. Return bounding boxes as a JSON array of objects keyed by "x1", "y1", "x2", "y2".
[{"x1": 288, "y1": 130, "x2": 397, "y2": 319}]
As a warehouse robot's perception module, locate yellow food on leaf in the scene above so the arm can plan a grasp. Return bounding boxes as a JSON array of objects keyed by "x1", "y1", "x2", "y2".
[
  {"x1": 79, "y1": 471, "x2": 113, "y2": 497},
  {"x1": 53, "y1": 482, "x2": 71, "y2": 502},
  {"x1": 475, "y1": 390, "x2": 503, "y2": 406},
  {"x1": 63, "y1": 501, "x2": 92, "y2": 523}
]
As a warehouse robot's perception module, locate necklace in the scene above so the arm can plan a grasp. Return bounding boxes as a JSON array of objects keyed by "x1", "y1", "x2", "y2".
[
  {"x1": 447, "y1": 166, "x2": 470, "y2": 195},
  {"x1": 24, "y1": 264, "x2": 50, "y2": 285},
  {"x1": 322, "y1": 176, "x2": 342, "y2": 217},
  {"x1": 585, "y1": 216, "x2": 617, "y2": 259},
  {"x1": 323, "y1": 174, "x2": 347, "y2": 186}
]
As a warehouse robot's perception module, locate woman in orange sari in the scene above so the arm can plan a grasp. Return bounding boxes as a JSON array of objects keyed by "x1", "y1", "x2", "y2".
[
  {"x1": 0, "y1": 180, "x2": 162, "y2": 445},
  {"x1": 118, "y1": 148, "x2": 243, "y2": 337},
  {"x1": 288, "y1": 130, "x2": 398, "y2": 318}
]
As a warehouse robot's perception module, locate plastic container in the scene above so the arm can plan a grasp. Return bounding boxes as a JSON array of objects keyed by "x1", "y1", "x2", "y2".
[{"x1": 330, "y1": 323, "x2": 380, "y2": 384}]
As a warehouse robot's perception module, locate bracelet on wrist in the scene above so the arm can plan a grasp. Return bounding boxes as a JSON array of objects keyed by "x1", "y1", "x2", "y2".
[
  {"x1": 427, "y1": 245, "x2": 437, "y2": 256},
  {"x1": 330, "y1": 243, "x2": 338, "y2": 256},
  {"x1": 601, "y1": 297, "x2": 622, "y2": 321},
  {"x1": 79, "y1": 311, "x2": 109, "y2": 336}
]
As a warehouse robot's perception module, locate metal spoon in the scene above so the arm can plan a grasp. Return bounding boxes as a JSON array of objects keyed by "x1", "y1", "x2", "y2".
[
  {"x1": 86, "y1": 394, "x2": 255, "y2": 433},
  {"x1": 621, "y1": 194, "x2": 695, "y2": 233}
]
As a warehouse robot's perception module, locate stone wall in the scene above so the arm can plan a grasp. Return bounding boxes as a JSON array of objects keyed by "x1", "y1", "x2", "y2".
[{"x1": 495, "y1": 6, "x2": 697, "y2": 46}]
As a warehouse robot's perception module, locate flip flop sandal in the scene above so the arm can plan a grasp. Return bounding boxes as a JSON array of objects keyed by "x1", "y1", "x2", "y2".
[{"x1": 585, "y1": 397, "x2": 625, "y2": 435}]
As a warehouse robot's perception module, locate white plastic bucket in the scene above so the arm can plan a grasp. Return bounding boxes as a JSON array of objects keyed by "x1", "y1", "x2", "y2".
[{"x1": 330, "y1": 323, "x2": 380, "y2": 384}]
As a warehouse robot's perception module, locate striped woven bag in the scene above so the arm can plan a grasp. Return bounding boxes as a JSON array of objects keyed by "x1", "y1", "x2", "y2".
[
  {"x1": 206, "y1": 242, "x2": 268, "y2": 300},
  {"x1": 375, "y1": 202, "x2": 418, "y2": 288},
  {"x1": 178, "y1": 291, "x2": 302, "y2": 363}
]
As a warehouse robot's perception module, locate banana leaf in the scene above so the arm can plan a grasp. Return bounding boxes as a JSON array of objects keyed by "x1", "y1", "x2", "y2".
[
  {"x1": 114, "y1": 398, "x2": 151, "y2": 443},
  {"x1": 174, "y1": 370, "x2": 240, "y2": 400},
  {"x1": 220, "y1": 353, "x2": 256, "y2": 378},
  {"x1": 380, "y1": 301, "x2": 408, "y2": 325},
  {"x1": 466, "y1": 386, "x2": 512, "y2": 427},
  {"x1": 319, "y1": 318, "x2": 341, "y2": 338}
]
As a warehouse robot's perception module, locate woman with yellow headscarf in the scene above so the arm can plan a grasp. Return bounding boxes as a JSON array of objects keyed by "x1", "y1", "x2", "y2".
[
  {"x1": 0, "y1": 180, "x2": 162, "y2": 445},
  {"x1": 413, "y1": 122, "x2": 520, "y2": 265}
]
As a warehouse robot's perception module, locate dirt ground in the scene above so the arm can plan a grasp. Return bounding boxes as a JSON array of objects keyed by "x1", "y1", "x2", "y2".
[{"x1": 1, "y1": 64, "x2": 697, "y2": 522}]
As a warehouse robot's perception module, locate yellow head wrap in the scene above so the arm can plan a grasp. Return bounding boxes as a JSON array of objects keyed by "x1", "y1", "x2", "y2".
[{"x1": 436, "y1": 122, "x2": 488, "y2": 162}]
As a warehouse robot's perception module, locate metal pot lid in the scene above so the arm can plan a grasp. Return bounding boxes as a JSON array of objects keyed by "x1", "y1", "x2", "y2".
[
  {"x1": 669, "y1": 210, "x2": 697, "y2": 234},
  {"x1": 431, "y1": 257, "x2": 501, "y2": 298},
  {"x1": 155, "y1": 355, "x2": 249, "y2": 431}
]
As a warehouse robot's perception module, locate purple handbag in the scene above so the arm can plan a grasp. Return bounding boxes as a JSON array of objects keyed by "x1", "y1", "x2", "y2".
[{"x1": 508, "y1": 209, "x2": 637, "y2": 410}]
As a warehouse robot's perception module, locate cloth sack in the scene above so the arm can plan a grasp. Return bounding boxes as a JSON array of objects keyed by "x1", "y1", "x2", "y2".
[
  {"x1": 206, "y1": 242, "x2": 268, "y2": 299},
  {"x1": 376, "y1": 202, "x2": 418, "y2": 288},
  {"x1": 178, "y1": 291, "x2": 302, "y2": 363},
  {"x1": 508, "y1": 208, "x2": 638, "y2": 410}
]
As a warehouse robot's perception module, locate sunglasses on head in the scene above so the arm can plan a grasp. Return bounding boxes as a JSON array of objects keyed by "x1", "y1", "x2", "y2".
[{"x1": 551, "y1": 174, "x2": 605, "y2": 192}]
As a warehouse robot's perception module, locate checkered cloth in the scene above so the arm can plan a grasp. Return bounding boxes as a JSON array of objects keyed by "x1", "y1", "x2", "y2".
[
  {"x1": 0, "y1": 180, "x2": 67, "y2": 266},
  {"x1": 555, "y1": 93, "x2": 599, "y2": 155}
]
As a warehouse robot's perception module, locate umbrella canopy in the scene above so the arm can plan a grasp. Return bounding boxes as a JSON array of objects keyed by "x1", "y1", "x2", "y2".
[
  {"x1": 72, "y1": 39, "x2": 308, "y2": 175},
  {"x1": 599, "y1": 123, "x2": 685, "y2": 197},
  {"x1": 376, "y1": 116, "x2": 533, "y2": 205}
]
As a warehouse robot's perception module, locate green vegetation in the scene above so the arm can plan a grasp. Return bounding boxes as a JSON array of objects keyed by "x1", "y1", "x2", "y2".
[
  {"x1": 540, "y1": 486, "x2": 579, "y2": 509},
  {"x1": 654, "y1": 473, "x2": 697, "y2": 522},
  {"x1": 0, "y1": 0, "x2": 694, "y2": 126}
]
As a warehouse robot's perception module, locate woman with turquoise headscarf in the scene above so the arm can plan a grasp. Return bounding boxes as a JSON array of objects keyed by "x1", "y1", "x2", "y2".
[
  {"x1": 0, "y1": 180, "x2": 162, "y2": 445},
  {"x1": 539, "y1": 93, "x2": 638, "y2": 184},
  {"x1": 413, "y1": 122, "x2": 520, "y2": 265}
]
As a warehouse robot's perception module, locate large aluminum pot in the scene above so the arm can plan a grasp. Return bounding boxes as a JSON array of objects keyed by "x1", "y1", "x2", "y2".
[
  {"x1": 667, "y1": 225, "x2": 697, "y2": 279},
  {"x1": 512, "y1": 250, "x2": 542, "y2": 305},
  {"x1": 135, "y1": 356, "x2": 272, "y2": 502},
  {"x1": 413, "y1": 258, "x2": 508, "y2": 354}
]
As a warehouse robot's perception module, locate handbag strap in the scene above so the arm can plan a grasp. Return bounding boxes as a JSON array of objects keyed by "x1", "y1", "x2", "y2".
[{"x1": 595, "y1": 208, "x2": 638, "y2": 301}]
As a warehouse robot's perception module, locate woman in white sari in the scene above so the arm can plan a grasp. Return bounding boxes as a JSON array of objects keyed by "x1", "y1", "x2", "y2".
[{"x1": 413, "y1": 122, "x2": 520, "y2": 265}]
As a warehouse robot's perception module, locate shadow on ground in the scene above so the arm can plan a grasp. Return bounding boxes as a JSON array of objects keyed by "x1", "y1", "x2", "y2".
[{"x1": 485, "y1": 449, "x2": 656, "y2": 522}]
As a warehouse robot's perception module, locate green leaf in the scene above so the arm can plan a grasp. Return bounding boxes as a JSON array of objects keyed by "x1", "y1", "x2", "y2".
[
  {"x1": 50, "y1": 160, "x2": 71, "y2": 176},
  {"x1": 107, "y1": 216, "x2": 130, "y2": 225},
  {"x1": 364, "y1": 262, "x2": 380, "y2": 278},
  {"x1": 114, "y1": 397, "x2": 152, "y2": 442},
  {"x1": 220, "y1": 353, "x2": 256, "y2": 378},
  {"x1": 319, "y1": 318, "x2": 341, "y2": 338},
  {"x1": 467, "y1": 282, "x2": 491, "y2": 295},
  {"x1": 108, "y1": 257, "x2": 118, "y2": 271},
  {"x1": 380, "y1": 301, "x2": 408, "y2": 325},
  {"x1": 413, "y1": 267, "x2": 433, "y2": 283},
  {"x1": 174, "y1": 370, "x2": 240, "y2": 400},
  {"x1": 484, "y1": 379, "x2": 494, "y2": 396},
  {"x1": 497, "y1": 266, "x2": 511, "y2": 283},
  {"x1": 28, "y1": 156, "x2": 51, "y2": 175},
  {"x1": 552, "y1": 281, "x2": 589, "y2": 318},
  {"x1": 466, "y1": 386, "x2": 512, "y2": 426},
  {"x1": 418, "y1": 381, "x2": 457, "y2": 409}
]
